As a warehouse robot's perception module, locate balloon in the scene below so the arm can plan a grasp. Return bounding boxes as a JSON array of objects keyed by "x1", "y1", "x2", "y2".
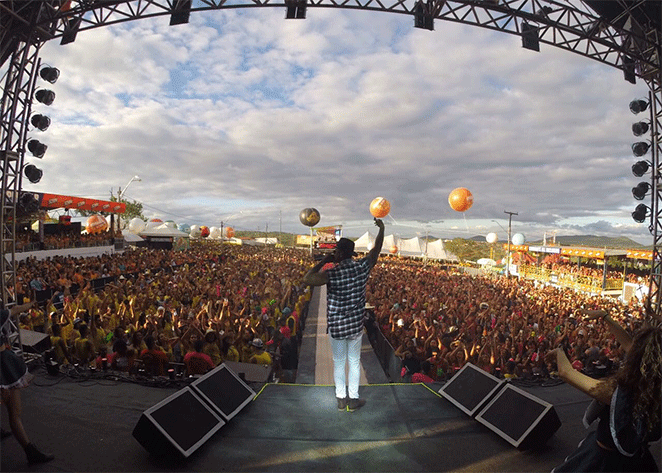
[
  {"x1": 209, "y1": 227, "x2": 221, "y2": 239},
  {"x1": 86, "y1": 215, "x2": 108, "y2": 234},
  {"x1": 178, "y1": 223, "x2": 191, "y2": 234},
  {"x1": 190, "y1": 225, "x2": 201, "y2": 238},
  {"x1": 299, "y1": 208, "x2": 320, "y2": 227},
  {"x1": 486, "y1": 232, "x2": 498, "y2": 244},
  {"x1": 512, "y1": 233, "x2": 525, "y2": 246},
  {"x1": 389, "y1": 245, "x2": 398, "y2": 254},
  {"x1": 369, "y1": 197, "x2": 390, "y2": 218},
  {"x1": 224, "y1": 227, "x2": 235, "y2": 238},
  {"x1": 128, "y1": 218, "x2": 146, "y2": 234},
  {"x1": 448, "y1": 187, "x2": 473, "y2": 212},
  {"x1": 200, "y1": 226, "x2": 210, "y2": 238},
  {"x1": 149, "y1": 218, "x2": 163, "y2": 223}
]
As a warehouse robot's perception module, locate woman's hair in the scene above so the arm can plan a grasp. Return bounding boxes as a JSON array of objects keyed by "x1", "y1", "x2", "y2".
[{"x1": 617, "y1": 325, "x2": 662, "y2": 433}]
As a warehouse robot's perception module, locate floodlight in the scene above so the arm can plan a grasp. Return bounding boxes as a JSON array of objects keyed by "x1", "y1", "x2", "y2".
[
  {"x1": 35, "y1": 89, "x2": 55, "y2": 106},
  {"x1": 632, "y1": 182, "x2": 651, "y2": 200},
  {"x1": 632, "y1": 141, "x2": 650, "y2": 157},
  {"x1": 24, "y1": 164, "x2": 43, "y2": 184},
  {"x1": 31, "y1": 114, "x2": 51, "y2": 131},
  {"x1": 632, "y1": 121, "x2": 650, "y2": 136},
  {"x1": 27, "y1": 139, "x2": 47, "y2": 158},
  {"x1": 632, "y1": 203, "x2": 649, "y2": 223},
  {"x1": 629, "y1": 99, "x2": 649, "y2": 114},
  {"x1": 632, "y1": 160, "x2": 650, "y2": 177},
  {"x1": 39, "y1": 66, "x2": 60, "y2": 84}
]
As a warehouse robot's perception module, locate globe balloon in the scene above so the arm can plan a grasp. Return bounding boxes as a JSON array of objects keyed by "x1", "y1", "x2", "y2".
[
  {"x1": 178, "y1": 223, "x2": 191, "y2": 234},
  {"x1": 86, "y1": 215, "x2": 108, "y2": 234},
  {"x1": 190, "y1": 225, "x2": 201, "y2": 238},
  {"x1": 224, "y1": 227, "x2": 235, "y2": 238},
  {"x1": 512, "y1": 233, "x2": 525, "y2": 246},
  {"x1": 128, "y1": 218, "x2": 146, "y2": 234},
  {"x1": 200, "y1": 226, "x2": 210, "y2": 238},
  {"x1": 209, "y1": 227, "x2": 220, "y2": 239},
  {"x1": 389, "y1": 245, "x2": 398, "y2": 254},
  {"x1": 369, "y1": 197, "x2": 390, "y2": 218},
  {"x1": 486, "y1": 232, "x2": 498, "y2": 244},
  {"x1": 299, "y1": 208, "x2": 320, "y2": 227},
  {"x1": 448, "y1": 188, "x2": 473, "y2": 212}
]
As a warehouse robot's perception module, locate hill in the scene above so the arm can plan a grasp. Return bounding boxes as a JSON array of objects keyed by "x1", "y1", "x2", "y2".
[{"x1": 468, "y1": 234, "x2": 649, "y2": 249}]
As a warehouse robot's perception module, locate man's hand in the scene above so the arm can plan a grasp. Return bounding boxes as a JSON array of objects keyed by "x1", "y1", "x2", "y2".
[{"x1": 374, "y1": 218, "x2": 384, "y2": 230}]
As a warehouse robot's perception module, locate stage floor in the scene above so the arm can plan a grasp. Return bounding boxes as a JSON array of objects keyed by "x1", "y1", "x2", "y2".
[{"x1": 6, "y1": 370, "x2": 660, "y2": 473}]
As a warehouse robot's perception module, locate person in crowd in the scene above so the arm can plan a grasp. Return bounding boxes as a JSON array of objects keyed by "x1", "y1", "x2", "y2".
[
  {"x1": 139, "y1": 335, "x2": 169, "y2": 376},
  {"x1": 303, "y1": 218, "x2": 385, "y2": 412},
  {"x1": 248, "y1": 338, "x2": 272, "y2": 366},
  {"x1": 0, "y1": 301, "x2": 54, "y2": 464},
  {"x1": 547, "y1": 309, "x2": 661, "y2": 472},
  {"x1": 184, "y1": 339, "x2": 214, "y2": 375},
  {"x1": 71, "y1": 323, "x2": 95, "y2": 365}
]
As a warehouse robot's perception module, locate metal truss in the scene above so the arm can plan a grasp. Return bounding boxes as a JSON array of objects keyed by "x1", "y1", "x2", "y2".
[{"x1": 1, "y1": 0, "x2": 662, "y2": 323}]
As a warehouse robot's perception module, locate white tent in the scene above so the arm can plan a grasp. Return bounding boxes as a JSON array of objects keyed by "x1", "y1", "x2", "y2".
[
  {"x1": 138, "y1": 223, "x2": 189, "y2": 238},
  {"x1": 426, "y1": 239, "x2": 458, "y2": 261},
  {"x1": 354, "y1": 231, "x2": 374, "y2": 252},
  {"x1": 352, "y1": 232, "x2": 457, "y2": 261},
  {"x1": 398, "y1": 237, "x2": 424, "y2": 256}
]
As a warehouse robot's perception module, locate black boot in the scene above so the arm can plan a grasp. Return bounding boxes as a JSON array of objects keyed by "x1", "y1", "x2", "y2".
[{"x1": 24, "y1": 442, "x2": 54, "y2": 464}]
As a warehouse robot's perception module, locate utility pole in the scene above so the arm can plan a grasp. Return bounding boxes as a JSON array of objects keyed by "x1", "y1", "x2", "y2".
[{"x1": 504, "y1": 210, "x2": 518, "y2": 278}]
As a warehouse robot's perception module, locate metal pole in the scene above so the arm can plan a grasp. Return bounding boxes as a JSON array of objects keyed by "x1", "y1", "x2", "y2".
[{"x1": 504, "y1": 210, "x2": 518, "y2": 278}]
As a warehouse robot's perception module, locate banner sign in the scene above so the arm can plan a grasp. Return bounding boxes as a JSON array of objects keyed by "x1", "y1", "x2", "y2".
[{"x1": 36, "y1": 192, "x2": 126, "y2": 214}]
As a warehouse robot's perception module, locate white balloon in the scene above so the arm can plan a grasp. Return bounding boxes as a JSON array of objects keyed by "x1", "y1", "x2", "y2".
[
  {"x1": 128, "y1": 218, "x2": 146, "y2": 234},
  {"x1": 512, "y1": 233, "x2": 525, "y2": 246},
  {"x1": 209, "y1": 227, "x2": 221, "y2": 239},
  {"x1": 190, "y1": 225, "x2": 201, "y2": 238},
  {"x1": 486, "y1": 232, "x2": 498, "y2": 244}
]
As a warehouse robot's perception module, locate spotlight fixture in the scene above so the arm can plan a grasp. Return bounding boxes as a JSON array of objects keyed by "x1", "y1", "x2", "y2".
[
  {"x1": 170, "y1": 0, "x2": 192, "y2": 25},
  {"x1": 521, "y1": 21, "x2": 540, "y2": 52},
  {"x1": 629, "y1": 99, "x2": 649, "y2": 114},
  {"x1": 39, "y1": 66, "x2": 60, "y2": 84},
  {"x1": 30, "y1": 114, "x2": 51, "y2": 131},
  {"x1": 632, "y1": 203, "x2": 649, "y2": 223},
  {"x1": 35, "y1": 89, "x2": 55, "y2": 106},
  {"x1": 61, "y1": 17, "x2": 82, "y2": 45},
  {"x1": 24, "y1": 164, "x2": 43, "y2": 184},
  {"x1": 632, "y1": 121, "x2": 650, "y2": 136},
  {"x1": 632, "y1": 182, "x2": 651, "y2": 200},
  {"x1": 27, "y1": 139, "x2": 47, "y2": 158},
  {"x1": 632, "y1": 141, "x2": 650, "y2": 157},
  {"x1": 632, "y1": 160, "x2": 650, "y2": 177}
]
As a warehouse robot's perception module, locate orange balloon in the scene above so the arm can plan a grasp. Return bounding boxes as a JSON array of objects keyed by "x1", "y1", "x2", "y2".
[
  {"x1": 448, "y1": 187, "x2": 473, "y2": 212},
  {"x1": 370, "y1": 197, "x2": 390, "y2": 218},
  {"x1": 389, "y1": 245, "x2": 398, "y2": 254},
  {"x1": 225, "y1": 227, "x2": 234, "y2": 238},
  {"x1": 86, "y1": 215, "x2": 108, "y2": 234},
  {"x1": 200, "y1": 226, "x2": 210, "y2": 238}
]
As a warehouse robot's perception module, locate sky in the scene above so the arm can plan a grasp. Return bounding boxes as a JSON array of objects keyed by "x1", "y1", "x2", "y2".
[{"x1": 19, "y1": 4, "x2": 654, "y2": 244}]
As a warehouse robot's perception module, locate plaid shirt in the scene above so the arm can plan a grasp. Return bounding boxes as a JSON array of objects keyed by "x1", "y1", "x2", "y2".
[{"x1": 326, "y1": 256, "x2": 374, "y2": 340}]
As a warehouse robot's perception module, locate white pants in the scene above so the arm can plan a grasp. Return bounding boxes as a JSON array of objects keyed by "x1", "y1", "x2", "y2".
[{"x1": 330, "y1": 332, "x2": 362, "y2": 400}]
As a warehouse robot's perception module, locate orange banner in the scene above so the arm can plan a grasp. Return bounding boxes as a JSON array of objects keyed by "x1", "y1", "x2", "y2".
[{"x1": 38, "y1": 193, "x2": 126, "y2": 214}]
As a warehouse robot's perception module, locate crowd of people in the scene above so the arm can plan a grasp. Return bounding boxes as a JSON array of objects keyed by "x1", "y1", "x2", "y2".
[
  {"x1": 14, "y1": 228, "x2": 119, "y2": 252},
  {"x1": 12, "y1": 243, "x2": 310, "y2": 381},
  {"x1": 365, "y1": 257, "x2": 651, "y2": 383}
]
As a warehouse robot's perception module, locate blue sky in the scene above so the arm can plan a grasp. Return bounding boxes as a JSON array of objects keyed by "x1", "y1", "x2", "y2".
[{"x1": 20, "y1": 6, "x2": 653, "y2": 244}]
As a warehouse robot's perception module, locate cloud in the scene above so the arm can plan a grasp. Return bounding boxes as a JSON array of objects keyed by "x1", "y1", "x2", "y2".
[{"x1": 30, "y1": 8, "x2": 652, "y2": 245}]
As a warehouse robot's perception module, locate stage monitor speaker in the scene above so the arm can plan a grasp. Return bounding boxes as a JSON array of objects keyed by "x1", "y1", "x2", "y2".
[
  {"x1": 20, "y1": 329, "x2": 51, "y2": 354},
  {"x1": 132, "y1": 387, "x2": 225, "y2": 458},
  {"x1": 190, "y1": 363, "x2": 256, "y2": 421},
  {"x1": 475, "y1": 383, "x2": 561, "y2": 449},
  {"x1": 224, "y1": 360, "x2": 272, "y2": 383},
  {"x1": 438, "y1": 363, "x2": 505, "y2": 417}
]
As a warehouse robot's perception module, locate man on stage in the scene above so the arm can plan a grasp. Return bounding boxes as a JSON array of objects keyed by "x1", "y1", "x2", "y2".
[{"x1": 303, "y1": 218, "x2": 385, "y2": 411}]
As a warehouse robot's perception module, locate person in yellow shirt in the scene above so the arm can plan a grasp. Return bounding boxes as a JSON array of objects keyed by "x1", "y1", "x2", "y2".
[
  {"x1": 72, "y1": 324, "x2": 95, "y2": 365},
  {"x1": 49, "y1": 323, "x2": 69, "y2": 365},
  {"x1": 221, "y1": 332, "x2": 240, "y2": 362},
  {"x1": 248, "y1": 338, "x2": 272, "y2": 366},
  {"x1": 202, "y1": 329, "x2": 221, "y2": 366}
]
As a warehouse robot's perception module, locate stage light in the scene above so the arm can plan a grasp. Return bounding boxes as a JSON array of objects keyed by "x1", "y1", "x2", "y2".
[
  {"x1": 413, "y1": 0, "x2": 434, "y2": 30},
  {"x1": 629, "y1": 99, "x2": 649, "y2": 114},
  {"x1": 285, "y1": 0, "x2": 306, "y2": 19},
  {"x1": 632, "y1": 141, "x2": 650, "y2": 157},
  {"x1": 31, "y1": 114, "x2": 51, "y2": 131},
  {"x1": 170, "y1": 0, "x2": 192, "y2": 25},
  {"x1": 24, "y1": 164, "x2": 42, "y2": 184},
  {"x1": 632, "y1": 182, "x2": 651, "y2": 200},
  {"x1": 632, "y1": 121, "x2": 649, "y2": 136},
  {"x1": 61, "y1": 17, "x2": 82, "y2": 45},
  {"x1": 27, "y1": 139, "x2": 47, "y2": 158},
  {"x1": 35, "y1": 89, "x2": 55, "y2": 106},
  {"x1": 623, "y1": 56, "x2": 636, "y2": 84},
  {"x1": 632, "y1": 160, "x2": 650, "y2": 177},
  {"x1": 632, "y1": 203, "x2": 649, "y2": 223},
  {"x1": 39, "y1": 66, "x2": 60, "y2": 84},
  {"x1": 521, "y1": 22, "x2": 540, "y2": 52}
]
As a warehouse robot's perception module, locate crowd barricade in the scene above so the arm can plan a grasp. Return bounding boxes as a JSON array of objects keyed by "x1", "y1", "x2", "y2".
[
  {"x1": 365, "y1": 317, "x2": 401, "y2": 382},
  {"x1": 520, "y1": 264, "x2": 624, "y2": 294}
]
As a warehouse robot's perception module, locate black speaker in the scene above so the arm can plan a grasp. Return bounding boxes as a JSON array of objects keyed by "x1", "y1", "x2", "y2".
[
  {"x1": 438, "y1": 363, "x2": 505, "y2": 417},
  {"x1": 190, "y1": 363, "x2": 256, "y2": 421},
  {"x1": 19, "y1": 329, "x2": 51, "y2": 354},
  {"x1": 132, "y1": 387, "x2": 225, "y2": 458},
  {"x1": 475, "y1": 383, "x2": 561, "y2": 449},
  {"x1": 224, "y1": 360, "x2": 272, "y2": 383}
]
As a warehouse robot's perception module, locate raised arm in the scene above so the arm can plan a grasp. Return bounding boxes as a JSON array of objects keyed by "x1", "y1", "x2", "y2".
[
  {"x1": 582, "y1": 309, "x2": 632, "y2": 352},
  {"x1": 367, "y1": 218, "x2": 385, "y2": 266}
]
